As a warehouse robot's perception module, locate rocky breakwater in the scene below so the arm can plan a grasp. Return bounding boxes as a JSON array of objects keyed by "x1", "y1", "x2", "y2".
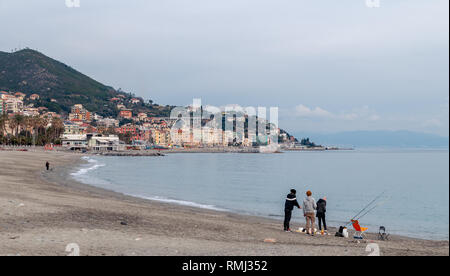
[{"x1": 94, "y1": 151, "x2": 165, "y2": 157}]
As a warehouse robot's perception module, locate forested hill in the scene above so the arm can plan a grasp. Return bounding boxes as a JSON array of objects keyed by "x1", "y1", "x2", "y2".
[{"x1": 0, "y1": 49, "x2": 173, "y2": 117}]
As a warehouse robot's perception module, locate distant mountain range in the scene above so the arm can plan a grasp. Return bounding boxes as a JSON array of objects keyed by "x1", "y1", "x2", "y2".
[
  {"x1": 0, "y1": 49, "x2": 173, "y2": 117},
  {"x1": 292, "y1": 130, "x2": 449, "y2": 148}
]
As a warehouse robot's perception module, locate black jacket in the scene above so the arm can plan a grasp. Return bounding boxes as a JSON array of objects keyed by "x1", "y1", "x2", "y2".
[
  {"x1": 316, "y1": 199, "x2": 327, "y2": 214},
  {"x1": 285, "y1": 193, "x2": 300, "y2": 211}
]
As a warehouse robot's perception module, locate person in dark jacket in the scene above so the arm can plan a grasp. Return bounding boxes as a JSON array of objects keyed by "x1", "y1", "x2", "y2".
[
  {"x1": 45, "y1": 162, "x2": 50, "y2": 171},
  {"x1": 316, "y1": 197, "x2": 327, "y2": 233},
  {"x1": 284, "y1": 189, "x2": 301, "y2": 232}
]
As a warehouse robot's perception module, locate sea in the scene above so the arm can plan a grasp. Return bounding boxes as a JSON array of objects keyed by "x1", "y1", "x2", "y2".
[{"x1": 71, "y1": 149, "x2": 449, "y2": 240}]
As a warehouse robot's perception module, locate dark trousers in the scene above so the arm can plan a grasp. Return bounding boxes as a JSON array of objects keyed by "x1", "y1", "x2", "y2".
[
  {"x1": 284, "y1": 210, "x2": 292, "y2": 230},
  {"x1": 317, "y1": 213, "x2": 327, "y2": 231}
]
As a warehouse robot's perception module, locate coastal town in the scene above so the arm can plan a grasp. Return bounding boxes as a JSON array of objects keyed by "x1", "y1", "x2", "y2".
[
  {"x1": 1, "y1": 0, "x2": 448, "y2": 259},
  {"x1": 0, "y1": 90, "x2": 312, "y2": 152}
]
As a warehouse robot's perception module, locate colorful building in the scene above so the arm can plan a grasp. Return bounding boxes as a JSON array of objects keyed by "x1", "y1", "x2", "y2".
[
  {"x1": 119, "y1": 109, "x2": 133, "y2": 119},
  {"x1": 14, "y1": 92, "x2": 26, "y2": 100},
  {"x1": 152, "y1": 129, "x2": 172, "y2": 146},
  {"x1": 69, "y1": 104, "x2": 91, "y2": 122},
  {"x1": 138, "y1": 112, "x2": 148, "y2": 121},
  {"x1": 116, "y1": 124, "x2": 138, "y2": 135},
  {"x1": 29, "y1": 94, "x2": 40, "y2": 100},
  {"x1": 130, "y1": 98, "x2": 141, "y2": 104}
]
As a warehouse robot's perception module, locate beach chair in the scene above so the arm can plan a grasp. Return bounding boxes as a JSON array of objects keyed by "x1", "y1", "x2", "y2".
[
  {"x1": 378, "y1": 226, "x2": 390, "y2": 241},
  {"x1": 351, "y1": 220, "x2": 368, "y2": 239}
]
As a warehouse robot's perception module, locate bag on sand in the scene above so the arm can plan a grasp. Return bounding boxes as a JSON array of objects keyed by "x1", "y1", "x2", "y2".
[{"x1": 335, "y1": 226, "x2": 345, "y2": 237}]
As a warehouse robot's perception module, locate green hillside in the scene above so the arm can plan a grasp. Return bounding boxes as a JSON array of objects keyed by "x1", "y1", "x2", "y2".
[
  {"x1": 0, "y1": 49, "x2": 173, "y2": 117},
  {"x1": 0, "y1": 49, "x2": 295, "y2": 142}
]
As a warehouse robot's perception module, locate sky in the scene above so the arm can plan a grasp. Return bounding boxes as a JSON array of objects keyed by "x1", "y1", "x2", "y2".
[{"x1": 0, "y1": 0, "x2": 448, "y2": 136}]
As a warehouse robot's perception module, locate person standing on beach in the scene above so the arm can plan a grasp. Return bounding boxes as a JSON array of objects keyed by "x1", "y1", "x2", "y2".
[
  {"x1": 45, "y1": 162, "x2": 50, "y2": 171},
  {"x1": 303, "y1": 191, "x2": 317, "y2": 235},
  {"x1": 284, "y1": 189, "x2": 301, "y2": 232},
  {"x1": 316, "y1": 197, "x2": 327, "y2": 234}
]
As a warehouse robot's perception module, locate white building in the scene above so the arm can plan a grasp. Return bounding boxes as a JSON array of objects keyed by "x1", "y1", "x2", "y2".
[
  {"x1": 0, "y1": 94, "x2": 23, "y2": 114},
  {"x1": 170, "y1": 127, "x2": 191, "y2": 146},
  {"x1": 87, "y1": 134, "x2": 123, "y2": 151},
  {"x1": 61, "y1": 133, "x2": 122, "y2": 151},
  {"x1": 97, "y1": 118, "x2": 119, "y2": 128},
  {"x1": 61, "y1": 134, "x2": 88, "y2": 150},
  {"x1": 23, "y1": 107, "x2": 40, "y2": 117},
  {"x1": 64, "y1": 121, "x2": 81, "y2": 134}
]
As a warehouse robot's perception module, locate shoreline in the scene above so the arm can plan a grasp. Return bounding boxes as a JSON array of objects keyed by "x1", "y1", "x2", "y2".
[
  {"x1": 69, "y1": 155, "x2": 449, "y2": 242},
  {"x1": 53, "y1": 156, "x2": 450, "y2": 245},
  {"x1": 0, "y1": 151, "x2": 448, "y2": 256}
]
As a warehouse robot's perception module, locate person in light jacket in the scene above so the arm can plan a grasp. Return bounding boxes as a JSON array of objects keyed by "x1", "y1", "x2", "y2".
[{"x1": 303, "y1": 190, "x2": 317, "y2": 235}]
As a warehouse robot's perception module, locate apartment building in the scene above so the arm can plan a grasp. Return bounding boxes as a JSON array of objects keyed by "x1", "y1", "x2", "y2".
[
  {"x1": 0, "y1": 94, "x2": 24, "y2": 114},
  {"x1": 69, "y1": 104, "x2": 91, "y2": 122},
  {"x1": 152, "y1": 129, "x2": 171, "y2": 146},
  {"x1": 119, "y1": 109, "x2": 133, "y2": 119}
]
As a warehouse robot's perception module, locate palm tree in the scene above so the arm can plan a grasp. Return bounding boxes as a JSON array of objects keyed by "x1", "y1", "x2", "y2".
[
  {"x1": 8, "y1": 116, "x2": 18, "y2": 138},
  {"x1": 0, "y1": 114, "x2": 7, "y2": 137},
  {"x1": 50, "y1": 118, "x2": 64, "y2": 143},
  {"x1": 11, "y1": 114, "x2": 25, "y2": 139},
  {"x1": 29, "y1": 116, "x2": 42, "y2": 146}
]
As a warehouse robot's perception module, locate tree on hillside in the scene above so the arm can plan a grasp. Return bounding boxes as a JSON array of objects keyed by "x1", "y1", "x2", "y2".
[{"x1": 300, "y1": 138, "x2": 319, "y2": 148}]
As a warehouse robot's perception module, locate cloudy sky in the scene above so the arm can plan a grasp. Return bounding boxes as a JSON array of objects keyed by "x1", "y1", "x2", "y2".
[{"x1": 1, "y1": 0, "x2": 448, "y2": 136}]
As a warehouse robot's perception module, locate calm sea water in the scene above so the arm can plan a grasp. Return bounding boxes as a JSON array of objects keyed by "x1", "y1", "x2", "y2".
[{"x1": 71, "y1": 149, "x2": 449, "y2": 240}]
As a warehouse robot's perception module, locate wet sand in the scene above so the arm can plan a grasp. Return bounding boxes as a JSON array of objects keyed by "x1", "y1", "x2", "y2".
[{"x1": 0, "y1": 150, "x2": 448, "y2": 256}]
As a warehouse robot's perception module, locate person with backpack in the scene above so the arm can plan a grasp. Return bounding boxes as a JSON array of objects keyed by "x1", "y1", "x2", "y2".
[
  {"x1": 316, "y1": 197, "x2": 327, "y2": 234},
  {"x1": 284, "y1": 189, "x2": 301, "y2": 232},
  {"x1": 303, "y1": 190, "x2": 317, "y2": 235}
]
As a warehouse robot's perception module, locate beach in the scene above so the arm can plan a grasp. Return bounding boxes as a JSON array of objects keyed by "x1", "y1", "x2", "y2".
[{"x1": 0, "y1": 150, "x2": 448, "y2": 256}]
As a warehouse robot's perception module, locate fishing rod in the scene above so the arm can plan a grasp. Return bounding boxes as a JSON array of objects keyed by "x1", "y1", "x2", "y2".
[
  {"x1": 346, "y1": 191, "x2": 387, "y2": 225},
  {"x1": 353, "y1": 196, "x2": 391, "y2": 221},
  {"x1": 350, "y1": 191, "x2": 386, "y2": 221}
]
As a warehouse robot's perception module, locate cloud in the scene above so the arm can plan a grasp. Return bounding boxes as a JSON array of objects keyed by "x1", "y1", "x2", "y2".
[
  {"x1": 443, "y1": 96, "x2": 449, "y2": 112},
  {"x1": 282, "y1": 101, "x2": 448, "y2": 137},
  {"x1": 293, "y1": 104, "x2": 380, "y2": 122},
  {"x1": 421, "y1": 97, "x2": 450, "y2": 133},
  {"x1": 422, "y1": 118, "x2": 443, "y2": 128},
  {"x1": 0, "y1": 0, "x2": 447, "y2": 136},
  {"x1": 369, "y1": 115, "x2": 381, "y2": 121},
  {"x1": 295, "y1": 105, "x2": 333, "y2": 118}
]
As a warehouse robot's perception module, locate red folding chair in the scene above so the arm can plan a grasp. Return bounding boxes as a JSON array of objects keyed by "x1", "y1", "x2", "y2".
[{"x1": 351, "y1": 220, "x2": 368, "y2": 239}]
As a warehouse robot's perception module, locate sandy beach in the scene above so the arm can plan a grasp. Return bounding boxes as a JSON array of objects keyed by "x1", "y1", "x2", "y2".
[{"x1": 0, "y1": 150, "x2": 448, "y2": 256}]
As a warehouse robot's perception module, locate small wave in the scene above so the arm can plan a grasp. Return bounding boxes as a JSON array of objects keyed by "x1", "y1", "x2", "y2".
[
  {"x1": 72, "y1": 158, "x2": 226, "y2": 212},
  {"x1": 268, "y1": 214, "x2": 283, "y2": 218},
  {"x1": 133, "y1": 195, "x2": 228, "y2": 212},
  {"x1": 71, "y1": 157, "x2": 105, "y2": 177}
]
